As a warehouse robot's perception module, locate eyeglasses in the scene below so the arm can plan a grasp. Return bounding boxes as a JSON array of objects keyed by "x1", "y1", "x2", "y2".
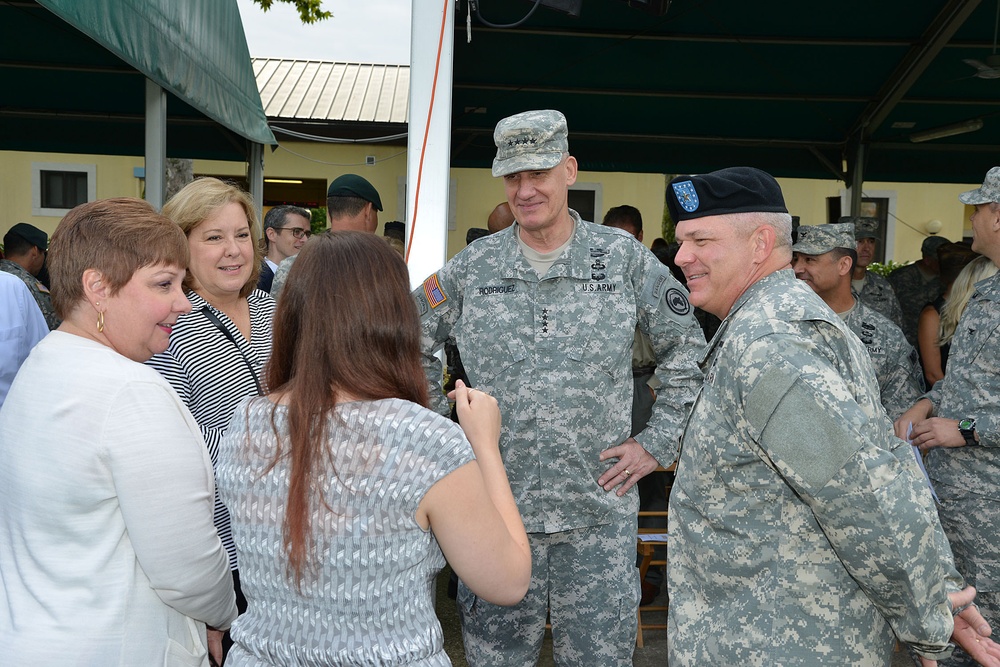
[{"x1": 276, "y1": 227, "x2": 312, "y2": 239}]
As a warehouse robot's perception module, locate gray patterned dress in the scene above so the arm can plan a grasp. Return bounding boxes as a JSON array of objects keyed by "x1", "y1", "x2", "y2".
[{"x1": 216, "y1": 397, "x2": 475, "y2": 666}]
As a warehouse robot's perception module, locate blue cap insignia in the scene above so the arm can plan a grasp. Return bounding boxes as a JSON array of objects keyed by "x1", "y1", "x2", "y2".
[{"x1": 672, "y1": 180, "x2": 699, "y2": 213}]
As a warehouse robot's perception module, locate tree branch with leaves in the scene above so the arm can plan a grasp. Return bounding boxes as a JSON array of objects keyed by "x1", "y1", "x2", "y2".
[{"x1": 252, "y1": 0, "x2": 331, "y2": 25}]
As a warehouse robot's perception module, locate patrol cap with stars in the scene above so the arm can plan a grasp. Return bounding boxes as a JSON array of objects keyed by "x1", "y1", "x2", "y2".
[
  {"x1": 492, "y1": 110, "x2": 569, "y2": 177},
  {"x1": 666, "y1": 167, "x2": 787, "y2": 223},
  {"x1": 5, "y1": 222, "x2": 48, "y2": 250},
  {"x1": 327, "y1": 174, "x2": 383, "y2": 211},
  {"x1": 959, "y1": 166, "x2": 1000, "y2": 205},
  {"x1": 791, "y1": 223, "x2": 856, "y2": 256},
  {"x1": 839, "y1": 216, "x2": 879, "y2": 240}
]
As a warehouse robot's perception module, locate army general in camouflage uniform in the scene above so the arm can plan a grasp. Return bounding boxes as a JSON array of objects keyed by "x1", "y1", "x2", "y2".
[
  {"x1": 847, "y1": 216, "x2": 904, "y2": 328},
  {"x1": 415, "y1": 110, "x2": 705, "y2": 666},
  {"x1": 792, "y1": 222, "x2": 923, "y2": 421},
  {"x1": 668, "y1": 167, "x2": 994, "y2": 666},
  {"x1": 900, "y1": 166, "x2": 1000, "y2": 667},
  {"x1": 1, "y1": 223, "x2": 59, "y2": 330}
]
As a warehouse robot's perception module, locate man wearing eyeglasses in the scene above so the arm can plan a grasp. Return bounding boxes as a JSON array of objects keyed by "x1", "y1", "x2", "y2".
[
  {"x1": 258, "y1": 205, "x2": 313, "y2": 293},
  {"x1": 270, "y1": 174, "x2": 384, "y2": 300}
]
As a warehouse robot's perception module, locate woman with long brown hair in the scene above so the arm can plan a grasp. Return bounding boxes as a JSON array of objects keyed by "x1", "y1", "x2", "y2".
[{"x1": 216, "y1": 231, "x2": 529, "y2": 666}]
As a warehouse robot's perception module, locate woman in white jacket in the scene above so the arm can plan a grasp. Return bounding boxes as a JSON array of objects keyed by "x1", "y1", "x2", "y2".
[{"x1": 0, "y1": 198, "x2": 237, "y2": 665}]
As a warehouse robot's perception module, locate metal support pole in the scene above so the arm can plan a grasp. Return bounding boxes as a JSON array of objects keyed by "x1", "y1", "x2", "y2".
[
  {"x1": 850, "y1": 142, "x2": 865, "y2": 216},
  {"x1": 144, "y1": 79, "x2": 166, "y2": 209},
  {"x1": 248, "y1": 142, "x2": 265, "y2": 231}
]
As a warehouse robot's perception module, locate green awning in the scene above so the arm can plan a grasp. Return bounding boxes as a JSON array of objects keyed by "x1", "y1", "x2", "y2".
[
  {"x1": 0, "y1": 0, "x2": 274, "y2": 160},
  {"x1": 452, "y1": 0, "x2": 1000, "y2": 184}
]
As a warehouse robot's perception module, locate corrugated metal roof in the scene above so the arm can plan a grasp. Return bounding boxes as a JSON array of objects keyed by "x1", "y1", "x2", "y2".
[{"x1": 253, "y1": 58, "x2": 409, "y2": 124}]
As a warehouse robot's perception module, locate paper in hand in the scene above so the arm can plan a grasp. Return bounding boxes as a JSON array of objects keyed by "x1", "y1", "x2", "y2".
[{"x1": 908, "y1": 422, "x2": 940, "y2": 504}]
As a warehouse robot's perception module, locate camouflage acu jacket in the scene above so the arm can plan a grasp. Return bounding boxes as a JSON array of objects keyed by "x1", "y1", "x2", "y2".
[
  {"x1": 888, "y1": 262, "x2": 943, "y2": 346},
  {"x1": 0, "y1": 259, "x2": 59, "y2": 330},
  {"x1": 925, "y1": 271, "x2": 1000, "y2": 498},
  {"x1": 414, "y1": 211, "x2": 704, "y2": 533},
  {"x1": 669, "y1": 269, "x2": 957, "y2": 666},
  {"x1": 842, "y1": 297, "x2": 924, "y2": 421},
  {"x1": 856, "y1": 269, "x2": 903, "y2": 329}
]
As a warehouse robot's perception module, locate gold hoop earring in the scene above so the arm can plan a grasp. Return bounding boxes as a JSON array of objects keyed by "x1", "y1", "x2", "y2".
[{"x1": 97, "y1": 306, "x2": 105, "y2": 334}]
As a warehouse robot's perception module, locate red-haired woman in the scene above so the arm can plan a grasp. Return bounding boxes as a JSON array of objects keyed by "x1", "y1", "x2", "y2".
[{"x1": 216, "y1": 231, "x2": 530, "y2": 666}]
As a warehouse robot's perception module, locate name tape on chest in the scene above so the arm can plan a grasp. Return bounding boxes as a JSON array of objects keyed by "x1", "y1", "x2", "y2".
[
  {"x1": 578, "y1": 282, "x2": 619, "y2": 293},
  {"x1": 477, "y1": 284, "x2": 517, "y2": 296}
]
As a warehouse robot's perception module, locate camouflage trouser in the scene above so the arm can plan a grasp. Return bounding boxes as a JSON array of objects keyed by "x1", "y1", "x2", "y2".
[
  {"x1": 458, "y1": 521, "x2": 640, "y2": 666},
  {"x1": 934, "y1": 484, "x2": 1000, "y2": 667}
]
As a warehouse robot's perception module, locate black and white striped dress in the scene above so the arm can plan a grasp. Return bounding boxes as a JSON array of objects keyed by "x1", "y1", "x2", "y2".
[{"x1": 146, "y1": 289, "x2": 276, "y2": 570}]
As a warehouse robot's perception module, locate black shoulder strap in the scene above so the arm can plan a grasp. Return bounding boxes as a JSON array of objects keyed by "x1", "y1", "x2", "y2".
[{"x1": 199, "y1": 306, "x2": 264, "y2": 396}]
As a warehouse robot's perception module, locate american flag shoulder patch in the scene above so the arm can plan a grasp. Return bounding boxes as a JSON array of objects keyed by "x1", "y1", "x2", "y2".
[{"x1": 423, "y1": 273, "x2": 447, "y2": 308}]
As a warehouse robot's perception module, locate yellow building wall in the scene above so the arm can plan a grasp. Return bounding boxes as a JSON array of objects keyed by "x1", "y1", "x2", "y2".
[
  {"x1": 196, "y1": 141, "x2": 410, "y2": 232},
  {"x1": 778, "y1": 176, "x2": 976, "y2": 264},
  {"x1": 865, "y1": 180, "x2": 973, "y2": 262},
  {"x1": 0, "y1": 147, "x2": 983, "y2": 268},
  {"x1": 0, "y1": 151, "x2": 145, "y2": 238},
  {"x1": 446, "y1": 168, "x2": 666, "y2": 259}
]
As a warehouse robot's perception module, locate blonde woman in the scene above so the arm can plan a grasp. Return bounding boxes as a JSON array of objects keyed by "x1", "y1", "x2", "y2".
[
  {"x1": 147, "y1": 177, "x2": 277, "y2": 660},
  {"x1": 919, "y1": 253, "x2": 996, "y2": 386}
]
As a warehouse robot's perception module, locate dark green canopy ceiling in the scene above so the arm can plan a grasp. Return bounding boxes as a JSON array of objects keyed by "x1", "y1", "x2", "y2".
[
  {"x1": 451, "y1": 0, "x2": 1000, "y2": 184},
  {"x1": 0, "y1": 0, "x2": 274, "y2": 161}
]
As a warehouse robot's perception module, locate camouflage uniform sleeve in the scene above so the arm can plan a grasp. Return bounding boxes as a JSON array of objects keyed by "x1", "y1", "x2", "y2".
[
  {"x1": 413, "y1": 261, "x2": 463, "y2": 417},
  {"x1": 881, "y1": 344, "x2": 925, "y2": 422},
  {"x1": 887, "y1": 287, "x2": 904, "y2": 329},
  {"x1": 632, "y1": 251, "x2": 706, "y2": 466},
  {"x1": 740, "y1": 335, "x2": 955, "y2": 658},
  {"x1": 34, "y1": 290, "x2": 61, "y2": 330},
  {"x1": 269, "y1": 256, "x2": 295, "y2": 302},
  {"x1": 979, "y1": 417, "x2": 1000, "y2": 448},
  {"x1": 922, "y1": 383, "x2": 943, "y2": 413}
]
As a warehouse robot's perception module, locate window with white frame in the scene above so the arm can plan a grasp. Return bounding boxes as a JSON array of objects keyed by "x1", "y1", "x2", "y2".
[{"x1": 32, "y1": 162, "x2": 96, "y2": 216}]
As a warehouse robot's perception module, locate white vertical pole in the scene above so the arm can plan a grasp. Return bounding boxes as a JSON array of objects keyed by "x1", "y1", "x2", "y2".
[
  {"x1": 144, "y1": 79, "x2": 166, "y2": 209},
  {"x1": 404, "y1": 0, "x2": 455, "y2": 287}
]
